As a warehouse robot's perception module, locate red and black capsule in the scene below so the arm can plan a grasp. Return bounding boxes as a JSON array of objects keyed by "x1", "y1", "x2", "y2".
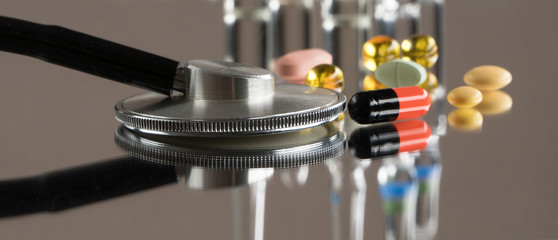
[
  {"x1": 348, "y1": 86, "x2": 431, "y2": 124},
  {"x1": 349, "y1": 119, "x2": 431, "y2": 159}
]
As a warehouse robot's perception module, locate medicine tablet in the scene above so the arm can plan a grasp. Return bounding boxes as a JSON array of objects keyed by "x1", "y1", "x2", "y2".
[
  {"x1": 374, "y1": 59, "x2": 427, "y2": 88},
  {"x1": 475, "y1": 90, "x2": 513, "y2": 115},
  {"x1": 274, "y1": 48, "x2": 333, "y2": 84},
  {"x1": 464, "y1": 65, "x2": 512, "y2": 91},
  {"x1": 448, "y1": 108, "x2": 483, "y2": 131},
  {"x1": 447, "y1": 86, "x2": 483, "y2": 108}
]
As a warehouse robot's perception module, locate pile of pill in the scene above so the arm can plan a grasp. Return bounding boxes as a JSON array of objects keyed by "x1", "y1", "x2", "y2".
[
  {"x1": 362, "y1": 34, "x2": 439, "y2": 93},
  {"x1": 272, "y1": 34, "x2": 442, "y2": 126},
  {"x1": 447, "y1": 65, "x2": 513, "y2": 131}
]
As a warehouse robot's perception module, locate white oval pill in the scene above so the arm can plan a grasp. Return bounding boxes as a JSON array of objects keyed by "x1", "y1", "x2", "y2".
[{"x1": 374, "y1": 59, "x2": 427, "y2": 88}]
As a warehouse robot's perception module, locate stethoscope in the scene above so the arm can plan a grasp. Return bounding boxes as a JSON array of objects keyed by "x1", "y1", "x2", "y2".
[{"x1": 0, "y1": 15, "x2": 346, "y2": 136}]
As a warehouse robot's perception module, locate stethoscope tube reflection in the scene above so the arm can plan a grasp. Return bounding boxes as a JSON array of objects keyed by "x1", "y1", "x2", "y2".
[{"x1": 0, "y1": 157, "x2": 177, "y2": 218}]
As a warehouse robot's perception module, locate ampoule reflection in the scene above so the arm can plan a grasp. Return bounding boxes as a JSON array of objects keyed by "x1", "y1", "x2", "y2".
[
  {"x1": 414, "y1": 136, "x2": 442, "y2": 240},
  {"x1": 378, "y1": 153, "x2": 418, "y2": 240},
  {"x1": 347, "y1": 120, "x2": 429, "y2": 240},
  {"x1": 327, "y1": 157, "x2": 344, "y2": 240},
  {"x1": 350, "y1": 157, "x2": 372, "y2": 240}
]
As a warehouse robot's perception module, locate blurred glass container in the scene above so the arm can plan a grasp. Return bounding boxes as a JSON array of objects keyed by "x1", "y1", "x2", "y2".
[
  {"x1": 414, "y1": 136, "x2": 442, "y2": 240},
  {"x1": 321, "y1": 0, "x2": 373, "y2": 97},
  {"x1": 224, "y1": 0, "x2": 313, "y2": 69},
  {"x1": 374, "y1": 0, "x2": 444, "y2": 87}
]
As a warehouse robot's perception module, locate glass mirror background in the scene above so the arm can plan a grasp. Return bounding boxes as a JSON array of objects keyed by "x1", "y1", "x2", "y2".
[{"x1": 1, "y1": 0, "x2": 558, "y2": 239}]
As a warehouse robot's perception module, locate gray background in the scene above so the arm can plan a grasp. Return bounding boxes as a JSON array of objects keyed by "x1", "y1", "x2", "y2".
[{"x1": 1, "y1": 0, "x2": 557, "y2": 239}]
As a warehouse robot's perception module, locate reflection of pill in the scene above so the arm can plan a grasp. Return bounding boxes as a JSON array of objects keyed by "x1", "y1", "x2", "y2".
[
  {"x1": 375, "y1": 59, "x2": 427, "y2": 88},
  {"x1": 475, "y1": 90, "x2": 513, "y2": 115},
  {"x1": 274, "y1": 48, "x2": 332, "y2": 84},
  {"x1": 464, "y1": 65, "x2": 512, "y2": 91},
  {"x1": 349, "y1": 119, "x2": 431, "y2": 159},
  {"x1": 348, "y1": 86, "x2": 431, "y2": 124},
  {"x1": 448, "y1": 108, "x2": 483, "y2": 131},
  {"x1": 447, "y1": 86, "x2": 483, "y2": 108}
]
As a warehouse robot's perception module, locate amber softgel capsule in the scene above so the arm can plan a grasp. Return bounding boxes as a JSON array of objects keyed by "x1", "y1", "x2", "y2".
[
  {"x1": 401, "y1": 34, "x2": 439, "y2": 68},
  {"x1": 363, "y1": 74, "x2": 387, "y2": 91},
  {"x1": 363, "y1": 35, "x2": 401, "y2": 71},
  {"x1": 305, "y1": 64, "x2": 344, "y2": 92}
]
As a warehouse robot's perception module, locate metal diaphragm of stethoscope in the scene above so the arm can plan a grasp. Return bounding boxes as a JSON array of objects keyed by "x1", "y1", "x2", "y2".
[{"x1": 0, "y1": 16, "x2": 346, "y2": 136}]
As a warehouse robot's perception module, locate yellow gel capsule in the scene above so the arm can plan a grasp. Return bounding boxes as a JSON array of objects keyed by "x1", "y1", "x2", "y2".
[
  {"x1": 363, "y1": 35, "x2": 401, "y2": 71},
  {"x1": 464, "y1": 65, "x2": 512, "y2": 91},
  {"x1": 447, "y1": 86, "x2": 483, "y2": 108},
  {"x1": 419, "y1": 72, "x2": 439, "y2": 92},
  {"x1": 402, "y1": 53, "x2": 438, "y2": 68},
  {"x1": 363, "y1": 74, "x2": 387, "y2": 91},
  {"x1": 448, "y1": 108, "x2": 483, "y2": 131},
  {"x1": 401, "y1": 34, "x2": 438, "y2": 68},
  {"x1": 401, "y1": 34, "x2": 438, "y2": 57},
  {"x1": 306, "y1": 64, "x2": 344, "y2": 92},
  {"x1": 475, "y1": 90, "x2": 513, "y2": 115}
]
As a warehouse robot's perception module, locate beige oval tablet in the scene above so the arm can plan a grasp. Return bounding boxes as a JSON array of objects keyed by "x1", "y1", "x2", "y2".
[
  {"x1": 464, "y1": 65, "x2": 512, "y2": 91},
  {"x1": 475, "y1": 90, "x2": 513, "y2": 115},
  {"x1": 447, "y1": 86, "x2": 483, "y2": 108},
  {"x1": 375, "y1": 59, "x2": 427, "y2": 88}
]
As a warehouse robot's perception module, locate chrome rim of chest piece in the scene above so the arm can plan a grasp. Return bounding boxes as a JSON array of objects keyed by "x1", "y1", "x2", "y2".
[{"x1": 115, "y1": 60, "x2": 346, "y2": 136}]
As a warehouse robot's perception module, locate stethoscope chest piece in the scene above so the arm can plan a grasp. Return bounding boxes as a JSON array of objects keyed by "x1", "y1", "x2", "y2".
[{"x1": 115, "y1": 60, "x2": 346, "y2": 136}]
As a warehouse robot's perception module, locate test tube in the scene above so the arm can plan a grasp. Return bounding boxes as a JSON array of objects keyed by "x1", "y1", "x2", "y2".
[
  {"x1": 269, "y1": 0, "x2": 313, "y2": 64},
  {"x1": 224, "y1": 0, "x2": 272, "y2": 68},
  {"x1": 224, "y1": 0, "x2": 313, "y2": 69},
  {"x1": 321, "y1": 0, "x2": 373, "y2": 97}
]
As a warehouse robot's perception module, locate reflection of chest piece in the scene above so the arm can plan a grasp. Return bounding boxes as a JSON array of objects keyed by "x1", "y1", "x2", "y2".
[{"x1": 115, "y1": 60, "x2": 346, "y2": 136}]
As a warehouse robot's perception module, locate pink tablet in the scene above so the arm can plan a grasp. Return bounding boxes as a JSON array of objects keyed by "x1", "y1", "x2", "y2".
[{"x1": 274, "y1": 48, "x2": 333, "y2": 84}]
